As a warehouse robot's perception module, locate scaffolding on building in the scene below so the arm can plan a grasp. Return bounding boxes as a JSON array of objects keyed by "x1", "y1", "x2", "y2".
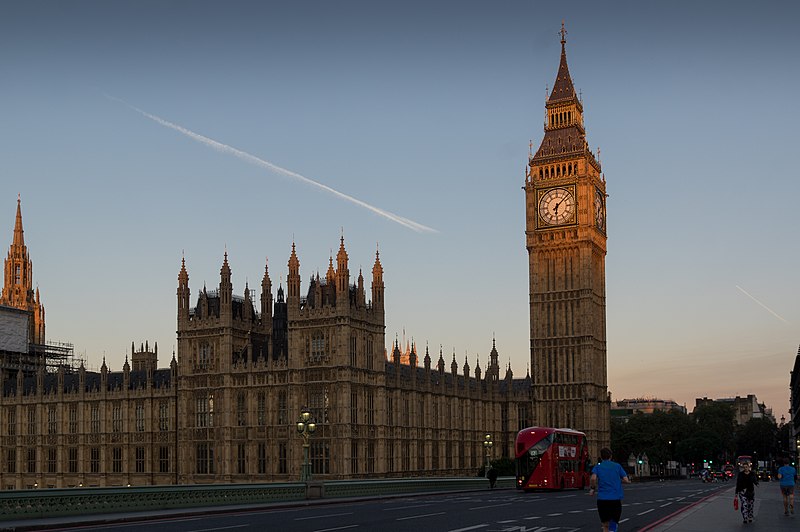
[{"x1": 0, "y1": 340, "x2": 78, "y2": 377}]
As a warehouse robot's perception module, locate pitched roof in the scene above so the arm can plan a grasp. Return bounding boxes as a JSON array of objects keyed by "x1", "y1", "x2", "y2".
[{"x1": 548, "y1": 37, "x2": 576, "y2": 103}]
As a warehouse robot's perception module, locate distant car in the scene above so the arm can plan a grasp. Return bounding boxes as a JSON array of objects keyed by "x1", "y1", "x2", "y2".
[
  {"x1": 713, "y1": 471, "x2": 725, "y2": 482},
  {"x1": 758, "y1": 470, "x2": 772, "y2": 482}
]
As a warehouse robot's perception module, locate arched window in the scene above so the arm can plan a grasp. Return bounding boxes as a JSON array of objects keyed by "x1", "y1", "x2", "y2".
[
  {"x1": 311, "y1": 331, "x2": 325, "y2": 362},
  {"x1": 199, "y1": 343, "x2": 211, "y2": 370}
]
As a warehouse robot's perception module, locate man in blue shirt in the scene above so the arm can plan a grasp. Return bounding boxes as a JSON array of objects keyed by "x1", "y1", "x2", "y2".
[
  {"x1": 777, "y1": 457, "x2": 797, "y2": 516},
  {"x1": 590, "y1": 448, "x2": 630, "y2": 532}
]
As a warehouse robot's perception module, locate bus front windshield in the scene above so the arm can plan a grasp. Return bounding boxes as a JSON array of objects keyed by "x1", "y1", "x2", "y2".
[{"x1": 517, "y1": 433, "x2": 555, "y2": 479}]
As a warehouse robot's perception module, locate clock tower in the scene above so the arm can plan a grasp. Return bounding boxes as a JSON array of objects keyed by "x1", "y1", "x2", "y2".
[{"x1": 524, "y1": 25, "x2": 609, "y2": 456}]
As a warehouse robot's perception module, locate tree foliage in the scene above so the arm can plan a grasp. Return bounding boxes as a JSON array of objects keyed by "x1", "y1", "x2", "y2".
[{"x1": 610, "y1": 403, "x2": 783, "y2": 472}]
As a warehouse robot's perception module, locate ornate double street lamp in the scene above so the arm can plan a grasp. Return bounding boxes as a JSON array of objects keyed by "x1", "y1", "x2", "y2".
[
  {"x1": 483, "y1": 433, "x2": 494, "y2": 474},
  {"x1": 296, "y1": 407, "x2": 317, "y2": 482}
]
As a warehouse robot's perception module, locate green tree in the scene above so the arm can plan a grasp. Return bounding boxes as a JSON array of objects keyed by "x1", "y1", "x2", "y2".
[
  {"x1": 691, "y1": 401, "x2": 736, "y2": 463},
  {"x1": 735, "y1": 417, "x2": 778, "y2": 463},
  {"x1": 611, "y1": 410, "x2": 695, "y2": 470}
]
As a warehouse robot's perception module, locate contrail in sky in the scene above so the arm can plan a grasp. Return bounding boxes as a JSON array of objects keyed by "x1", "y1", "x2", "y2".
[
  {"x1": 735, "y1": 285, "x2": 788, "y2": 323},
  {"x1": 104, "y1": 94, "x2": 437, "y2": 234}
]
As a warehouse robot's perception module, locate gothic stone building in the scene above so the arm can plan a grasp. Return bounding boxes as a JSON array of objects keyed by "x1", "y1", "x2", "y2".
[
  {"x1": 0, "y1": 28, "x2": 610, "y2": 488},
  {"x1": 0, "y1": 235, "x2": 531, "y2": 488}
]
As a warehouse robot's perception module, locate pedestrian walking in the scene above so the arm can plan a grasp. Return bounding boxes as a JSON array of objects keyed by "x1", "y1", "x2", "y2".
[
  {"x1": 777, "y1": 457, "x2": 796, "y2": 516},
  {"x1": 735, "y1": 460, "x2": 759, "y2": 523},
  {"x1": 589, "y1": 447, "x2": 630, "y2": 532},
  {"x1": 486, "y1": 467, "x2": 498, "y2": 489}
]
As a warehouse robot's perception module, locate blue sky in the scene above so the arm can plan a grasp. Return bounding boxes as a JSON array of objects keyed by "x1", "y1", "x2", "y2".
[{"x1": 1, "y1": 1, "x2": 798, "y2": 420}]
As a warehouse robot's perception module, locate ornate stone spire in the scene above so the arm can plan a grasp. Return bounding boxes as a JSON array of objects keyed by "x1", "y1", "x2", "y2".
[
  {"x1": 2, "y1": 196, "x2": 45, "y2": 343},
  {"x1": 13, "y1": 195, "x2": 24, "y2": 247},
  {"x1": 548, "y1": 21, "x2": 577, "y2": 103}
]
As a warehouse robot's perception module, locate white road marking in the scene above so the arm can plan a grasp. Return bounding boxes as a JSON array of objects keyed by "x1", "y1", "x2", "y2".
[
  {"x1": 296, "y1": 512, "x2": 353, "y2": 521},
  {"x1": 188, "y1": 526, "x2": 248, "y2": 532},
  {"x1": 447, "y1": 525, "x2": 489, "y2": 532},
  {"x1": 313, "y1": 526, "x2": 359, "y2": 532},
  {"x1": 660, "y1": 502, "x2": 673, "y2": 508},
  {"x1": 637, "y1": 509, "x2": 655, "y2": 516},
  {"x1": 396, "y1": 512, "x2": 446, "y2": 521},
  {"x1": 470, "y1": 503, "x2": 513, "y2": 510},
  {"x1": 383, "y1": 504, "x2": 433, "y2": 511}
]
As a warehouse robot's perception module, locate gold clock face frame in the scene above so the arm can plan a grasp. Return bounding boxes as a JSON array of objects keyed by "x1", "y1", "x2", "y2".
[
  {"x1": 537, "y1": 186, "x2": 577, "y2": 227},
  {"x1": 594, "y1": 188, "x2": 606, "y2": 233}
]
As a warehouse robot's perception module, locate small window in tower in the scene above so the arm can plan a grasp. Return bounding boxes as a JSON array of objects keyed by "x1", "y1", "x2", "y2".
[{"x1": 15, "y1": 265, "x2": 20, "y2": 284}]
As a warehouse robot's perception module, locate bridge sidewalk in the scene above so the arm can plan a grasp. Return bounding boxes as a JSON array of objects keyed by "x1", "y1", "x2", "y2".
[{"x1": 648, "y1": 482, "x2": 796, "y2": 531}]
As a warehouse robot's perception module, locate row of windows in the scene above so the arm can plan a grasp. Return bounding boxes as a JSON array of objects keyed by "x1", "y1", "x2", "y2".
[
  {"x1": 195, "y1": 391, "x2": 290, "y2": 428},
  {"x1": 386, "y1": 440, "x2": 491, "y2": 473},
  {"x1": 194, "y1": 442, "x2": 293, "y2": 476},
  {"x1": 548, "y1": 109, "x2": 577, "y2": 128},
  {"x1": 3, "y1": 403, "x2": 171, "y2": 436},
  {"x1": 537, "y1": 161, "x2": 578, "y2": 180},
  {"x1": 349, "y1": 334, "x2": 375, "y2": 370},
  {"x1": 4, "y1": 447, "x2": 171, "y2": 474},
  {"x1": 349, "y1": 389, "x2": 375, "y2": 425}
]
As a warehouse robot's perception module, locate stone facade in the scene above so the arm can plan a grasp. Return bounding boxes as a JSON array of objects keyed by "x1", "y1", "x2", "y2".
[
  {"x1": 0, "y1": 234, "x2": 531, "y2": 488},
  {"x1": 0, "y1": 352, "x2": 178, "y2": 489}
]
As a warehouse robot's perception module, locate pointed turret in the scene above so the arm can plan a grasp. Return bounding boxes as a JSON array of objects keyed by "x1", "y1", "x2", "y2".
[
  {"x1": 243, "y1": 281, "x2": 252, "y2": 320},
  {"x1": 178, "y1": 255, "x2": 190, "y2": 321},
  {"x1": 261, "y1": 257, "x2": 273, "y2": 321},
  {"x1": 392, "y1": 339, "x2": 401, "y2": 367},
  {"x1": 371, "y1": 246, "x2": 384, "y2": 314},
  {"x1": 12, "y1": 195, "x2": 24, "y2": 247},
  {"x1": 287, "y1": 242, "x2": 300, "y2": 304},
  {"x1": 357, "y1": 269, "x2": 365, "y2": 307},
  {"x1": 489, "y1": 337, "x2": 499, "y2": 382},
  {"x1": 326, "y1": 255, "x2": 336, "y2": 287},
  {"x1": 336, "y1": 235, "x2": 349, "y2": 297},
  {"x1": 2, "y1": 196, "x2": 45, "y2": 344},
  {"x1": 219, "y1": 251, "x2": 232, "y2": 308}
]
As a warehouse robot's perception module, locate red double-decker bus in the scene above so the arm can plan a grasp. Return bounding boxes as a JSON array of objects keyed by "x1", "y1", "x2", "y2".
[{"x1": 515, "y1": 426, "x2": 591, "y2": 491}]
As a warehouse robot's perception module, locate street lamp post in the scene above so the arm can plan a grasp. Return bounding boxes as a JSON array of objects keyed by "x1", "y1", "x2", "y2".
[
  {"x1": 483, "y1": 433, "x2": 493, "y2": 475},
  {"x1": 296, "y1": 407, "x2": 317, "y2": 482}
]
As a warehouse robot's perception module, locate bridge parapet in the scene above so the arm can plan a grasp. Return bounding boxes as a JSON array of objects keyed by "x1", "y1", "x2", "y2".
[{"x1": 0, "y1": 477, "x2": 514, "y2": 522}]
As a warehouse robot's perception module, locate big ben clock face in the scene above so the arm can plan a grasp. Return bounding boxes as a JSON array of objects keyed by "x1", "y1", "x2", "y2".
[
  {"x1": 537, "y1": 186, "x2": 576, "y2": 227},
  {"x1": 594, "y1": 188, "x2": 606, "y2": 232}
]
